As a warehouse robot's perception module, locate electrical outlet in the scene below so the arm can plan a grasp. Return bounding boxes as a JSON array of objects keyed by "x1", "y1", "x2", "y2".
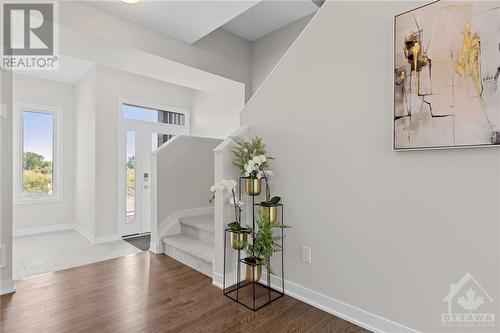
[{"x1": 300, "y1": 245, "x2": 311, "y2": 264}]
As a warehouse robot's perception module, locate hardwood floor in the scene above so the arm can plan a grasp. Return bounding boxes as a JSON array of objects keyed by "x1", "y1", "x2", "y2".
[{"x1": 1, "y1": 252, "x2": 370, "y2": 333}]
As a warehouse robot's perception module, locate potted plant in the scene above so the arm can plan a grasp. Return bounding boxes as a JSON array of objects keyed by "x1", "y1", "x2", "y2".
[
  {"x1": 231, "y1": 136, "x2": 273, "y2": 196},
  {"x1": 210, "y1": 179, "x2": 249, "y2": 250},
  {"x1": 260, "y1": 196, "x2": 281, "y2": 223},
  {"x1": 243, "y1": 209, "x2": 288, "y2": 282}
]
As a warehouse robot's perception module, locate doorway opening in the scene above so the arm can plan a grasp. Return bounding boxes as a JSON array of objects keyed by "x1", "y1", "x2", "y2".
[{"x1": 118, "y1": 100, "x2": 190, "y2": 238}]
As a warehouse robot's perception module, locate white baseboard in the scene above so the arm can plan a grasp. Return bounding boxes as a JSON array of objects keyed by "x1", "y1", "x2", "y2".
[
  {"x1": 149, "y1": 241, "x2": 161, "y2": 254},
  {"x1": 213, "y1": 272, "x2": 419, "y2": 333},
  {"x1": 73, "y1": 224, "x2": 121, "y2": 244},
  {"x1": 13, "y1": 223, "x2": 73, "y2": 237},
  {"x1": 0, "y1": 279, "x2": 15, "y2": 295}
]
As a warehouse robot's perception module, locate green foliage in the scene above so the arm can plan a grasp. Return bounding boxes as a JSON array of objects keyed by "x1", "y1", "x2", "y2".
[
  {"x1": 231, "y1": 136, "x2": 270, "y2": 176},
  {"x1": 228, "y1": 222, "x2": 250, "y2": 232},
  {"x1": 127, "y1": 168, "x2": 135, "y2": 196},
  {"x1": 261, "y1": 196, "x2": 281, "y2": 207},
  {"x1": 22, "y1": 152, "x2": 53, "y2": 194},
  {"x1": 127, "y1": 156, "x2": 135, "y2": 169},
  {"x1": 23, "y1": 170, "x2": 52, "y2": 194},
  {"x1": 245, "y1": 209, "x2": 289, "y2": 268}
]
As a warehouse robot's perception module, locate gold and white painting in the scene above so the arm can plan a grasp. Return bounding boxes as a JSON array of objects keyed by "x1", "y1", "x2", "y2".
[{"x1": 394, "y1": 1, "x2": 500, "y2": 149}]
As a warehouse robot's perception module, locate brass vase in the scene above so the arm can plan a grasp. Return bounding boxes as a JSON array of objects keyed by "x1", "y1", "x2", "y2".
[
  {"x1": 261, "y1": 206, "x2": 278, "y2": 223},
  {"x1": 230, "y1": 231, "x2": 248, "y2": 250},
  {"x1": 244, "y1": 259, "x2": 263, "y2": 282},
  {"x1": 245, "y1": 178, "x2": 261, "y2": 196}
]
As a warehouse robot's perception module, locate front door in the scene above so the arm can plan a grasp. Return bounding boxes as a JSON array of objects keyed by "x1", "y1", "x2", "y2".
[{"x1": 119, "y1": 102, "x2": 190, "y2": 237}]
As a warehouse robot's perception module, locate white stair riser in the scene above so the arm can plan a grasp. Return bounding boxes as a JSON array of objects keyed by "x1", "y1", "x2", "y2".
[
  {"x1": 180, "y1": 223, "x2": 214, "y2": 245},
  {"x1": 164, "y1": 244, "x2": 212, "y2": 277}
]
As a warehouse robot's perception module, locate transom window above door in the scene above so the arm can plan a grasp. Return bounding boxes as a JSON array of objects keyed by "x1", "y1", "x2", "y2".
[{"x1": 122, "y1": 104, "x2": 187, "y2": 126}]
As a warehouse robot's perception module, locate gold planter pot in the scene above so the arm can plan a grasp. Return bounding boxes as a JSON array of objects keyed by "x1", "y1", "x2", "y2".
[
  {"x1": 230, "y1": 231, "x2": 248, "y2": 250},
  {"x1": 245, "y1": 178, "x2": 261, "y2": 196},
  {"x1": 244, "y1": 260, "x2": 263, "y2": 283},
  {"x1": 261, "y1": 206, "x2": 278, "y2": 223}
]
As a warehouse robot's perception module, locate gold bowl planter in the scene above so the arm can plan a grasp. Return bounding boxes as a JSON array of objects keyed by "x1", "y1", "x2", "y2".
[
  {"x1": 260, "y1": 206, "x2": 278, "y2": 223},
  {"x1": 245, "y1": 178, "x2": 261, "y2": 196},
  {"x1": 243, "y1": 259, "x2": 263, "y2": 282},
  {"x1": 230, "y1": 231, "x2": 248, "y2": 250}
]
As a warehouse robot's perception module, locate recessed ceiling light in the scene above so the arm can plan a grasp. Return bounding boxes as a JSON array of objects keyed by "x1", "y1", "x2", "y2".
[{"x1": 121, "y1": 0, "x2": 141, "y2": 4}]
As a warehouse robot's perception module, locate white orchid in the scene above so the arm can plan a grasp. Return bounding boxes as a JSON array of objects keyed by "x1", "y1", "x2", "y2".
[
  {"x1": 229, "y1": 197, "x2": 244, "y2": 207},
  {"x1": 211, "y1": 179, "x2": 237, "y2": 192}
]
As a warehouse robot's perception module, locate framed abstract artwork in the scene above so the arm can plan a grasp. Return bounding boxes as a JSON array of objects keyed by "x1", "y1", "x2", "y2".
[{"x1": 394, "y1": 1, "x2": 500, "y2": 150}]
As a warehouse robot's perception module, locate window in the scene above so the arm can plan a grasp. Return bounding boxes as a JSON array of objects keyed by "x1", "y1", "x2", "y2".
[
  {"x1": 122, "y1": 104, "x2": 186, "y2": 126},
  {"x1": 15, "y1": 103, "x2": 62, "y2": 203}
]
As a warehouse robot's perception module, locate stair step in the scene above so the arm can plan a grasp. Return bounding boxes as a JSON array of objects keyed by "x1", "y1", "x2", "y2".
[
  {"x1": 162, "y1": 234, "x2": 214, "y2": 277},
  {"x1": 179, "y1": 214, "x2": 214, "y2": 234}
]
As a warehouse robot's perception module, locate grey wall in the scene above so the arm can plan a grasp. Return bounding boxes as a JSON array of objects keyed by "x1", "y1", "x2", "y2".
[
  {"x1": 250, "y1": 14, "x2": 313, "y2": 95},
  {"x1": 0, "y1": 70, "x2": 13, "y2": 288},
  {"x1": 156, "y1": 136, "x2": 222, "y2": 224},
  {"x1": 240, "y1": 2, "x2": 500, "y2": 332}
]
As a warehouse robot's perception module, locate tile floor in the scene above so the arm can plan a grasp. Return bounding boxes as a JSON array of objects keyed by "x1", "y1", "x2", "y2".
[{"x1": 13, "y1": 230, "x2": 142, "y2": 279}]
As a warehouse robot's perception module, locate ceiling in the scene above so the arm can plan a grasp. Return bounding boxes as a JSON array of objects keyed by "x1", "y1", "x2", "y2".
[
  {"x1": 83, "y1": 0, "x2": 319, "y2": 44},
  {"x1": 222, "y1": 1, "x2": 319, "y2": 41},
  {"x1": 14, "y1": 55, "x2": 94, "y2": 85},
  {"x1": 85, "y1": 1, "x2": 260, "y2": 44}
]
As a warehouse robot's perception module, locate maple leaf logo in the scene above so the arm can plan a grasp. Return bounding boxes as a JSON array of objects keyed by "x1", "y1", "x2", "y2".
[{"x1": 457, "y1": 289, "x2": 484, "y2": 311}]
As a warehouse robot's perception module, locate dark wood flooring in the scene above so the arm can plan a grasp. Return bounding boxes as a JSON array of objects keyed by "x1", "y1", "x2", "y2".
[{"x1": 0, "y1": 252, "x2": 369, "y2": 333}]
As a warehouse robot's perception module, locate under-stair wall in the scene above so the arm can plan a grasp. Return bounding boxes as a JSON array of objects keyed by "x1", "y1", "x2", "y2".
[{"x1": 151, "y1": 135, "x2": 221, "y2": 253}]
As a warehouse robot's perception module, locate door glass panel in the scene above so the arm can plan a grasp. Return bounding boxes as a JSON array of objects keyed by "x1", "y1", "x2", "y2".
[
  {"x1": 152, "y1": 133, "x2": 175, "y2": 151},
  {"x1": 126, "y1": 131, "x2": 136, "y2": 223}
]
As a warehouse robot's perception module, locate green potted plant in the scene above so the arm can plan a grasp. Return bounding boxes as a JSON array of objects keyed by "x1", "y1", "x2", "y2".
[
  {"x1": 260, "y1": 196, "x2": 281, "y2": 223},
  {"x1": 231, "y1": 136, "x2": 273, "y2": 196},
  {"x1": 210, "y1": 179, "x2": 250, "y2": 250},
  {"x1": 243, "y1": 209, "x2": 288, "y2": 282}
]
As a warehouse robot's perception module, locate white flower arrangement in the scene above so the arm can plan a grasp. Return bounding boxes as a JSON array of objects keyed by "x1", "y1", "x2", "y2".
[
  {"x1": 210, "y1": 179, "x2": 242, "y2": 223},
  {"x1": 243, "y1": 154, "x2": 272, "y2": 179}
]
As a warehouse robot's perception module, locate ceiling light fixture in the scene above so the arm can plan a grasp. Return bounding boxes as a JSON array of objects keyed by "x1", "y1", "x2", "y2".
[{"x1": 121, "y1": 0, "x2": 142, "y2": 4}]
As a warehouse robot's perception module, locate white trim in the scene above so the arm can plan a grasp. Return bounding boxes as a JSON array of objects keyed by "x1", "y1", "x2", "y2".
[
  {"x1": 72, "y1": 224, "x2": 121, "y2": 244},
  {"x1": 13, "y1": 102, "x2": 63, "y2": 204},
  {"x1": 268, "y1": 275, "x2": 419, "y2": 333},
  {"x1": 0, "y1": 280, "x2": 15, "y2": 295},
  {"x1": 13, "y1": 223, "x2": 73, "y2": 237},
  {"x1": 214, "y1": 272, "x2": 419, "y2": 333},
  {"x1": 73, "y1": 223, "x2": 95, "y2": 243}
]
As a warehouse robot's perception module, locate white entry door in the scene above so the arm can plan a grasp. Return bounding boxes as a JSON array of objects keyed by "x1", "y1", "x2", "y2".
[{"x1": 119, "y1": 102, "x2": 190, "y2": 237}]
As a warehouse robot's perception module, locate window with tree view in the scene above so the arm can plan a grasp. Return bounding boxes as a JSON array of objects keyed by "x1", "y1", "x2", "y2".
[{"x1": 22, "y1": 111, "x2": 56, "y2": 198}]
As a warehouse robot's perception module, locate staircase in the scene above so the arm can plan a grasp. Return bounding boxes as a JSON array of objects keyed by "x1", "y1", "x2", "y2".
[{"x1": 162, "y1": 213, "x2": 214, "y2": 277}]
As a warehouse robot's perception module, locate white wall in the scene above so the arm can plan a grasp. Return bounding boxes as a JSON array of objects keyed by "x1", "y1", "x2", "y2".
[
  {"x1": 0, "y1": 69, "x2": 14, "y2": 293},
  {"x1": 60, "y1": 2, "x2": 252, "y2": 101},
  {"x1": 12, "y1": 75, "x2": 76, "y2": 232},
  {"x1": 250, "y1": 14, "x2": 313, "y2": 95},
  {"x1": 74, "y1": 69, "x2": 96, "y2": 236},
  {"x1": 156, "y1": 136, "x2": 222, "y2": 225},
  {"x1": 240, "y1": 2, "x2": 500, "y2": 332},
  {"x1": 94, "y1": 66, "x2": 194, "y2": 237}
]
